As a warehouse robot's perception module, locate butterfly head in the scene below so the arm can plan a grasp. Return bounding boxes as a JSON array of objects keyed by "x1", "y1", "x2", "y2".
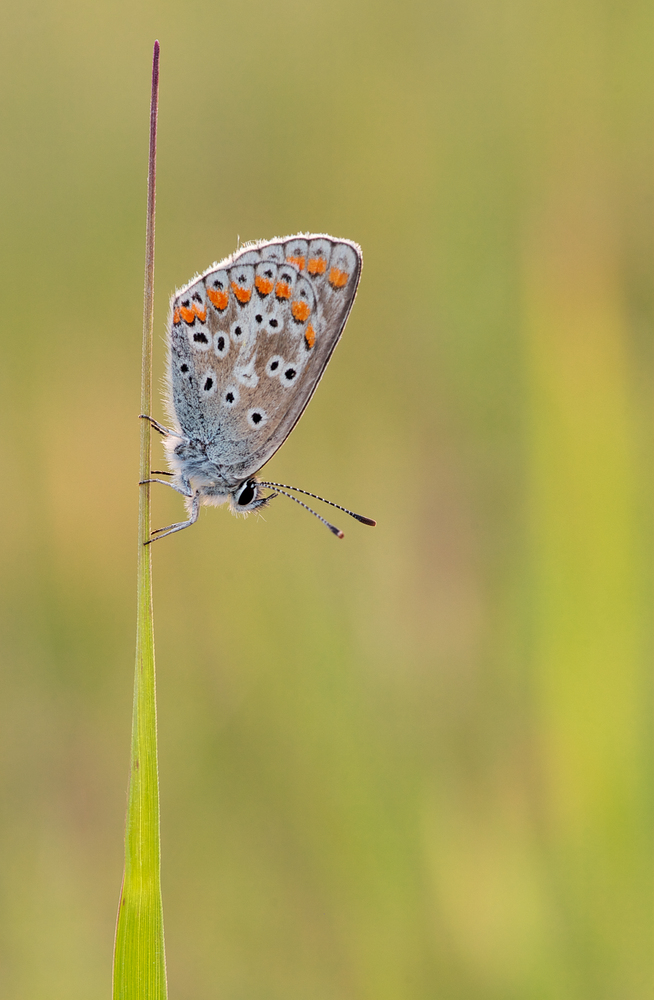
[{"x1": 229, "y1": 478, "x2": 271, "y2": 516}]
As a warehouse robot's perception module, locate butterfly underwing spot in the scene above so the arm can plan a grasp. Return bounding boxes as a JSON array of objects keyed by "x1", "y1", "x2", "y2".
[
  {"x1": 235, "y1": 356, "x2": 259, "y2": 388},
  {"x1": 282, "y1": 367, "x2": 297, "y2": 384},
  {"x1": 304, "y1": 324, "x2": 316, "y2": 350},
  {"x1": 291, "y1": 276, "x2": 313, "y2": 324},
  {"x1": 328, "y1": 243, "x2": 358, "y2": 290},
  {"x1": 291, "y1": 301, "x2": 310, "y2": 323},
  {"x1": 285, "y1": 238, "x2": 308, "y2": 272},
  {"x1": 247, "y1": 408, "x2": 268, "y2": 428},
  {"x1": 229, "y1": 264, "x2": 255, "y2": 305},
  {"x1": 307, "y1": 238, "x2": 331, "y2": 276},
  {"x1": 255, "y1": 261, "x2": 277, "y2": 297},
  {"x1": 261, "y1": 303, "x2": 284, "y2": 334},
  {"x1": 329, "y1": 268, "x2": 349, "y2": 289},
  {"x1": 266, "y1": 355, "x2": 285, "y2": 377},
  {"x1": 201, "y1": 373, "x2": 217, "y2": 396},
  {"x1": 230, "y1": 320, "x2": 246, "y2": 344},
  {"x1": 178, "y1": 298, "x2": 194, "y2": 324},
  {"x1": 214, "y1": 332, "x2": 230, "y2": 357},
  {"x1": 206, "y1": 269, "x2": 229, "y2": 311},
  {"x1": 179, "y1": 280, "x2": 207, "y2": 323},
  {"x1": 223, "y1": 387, "x2": 240, "y2": 407},
  {"x1": 275, "y1": 267, "x2": 297, "y2": 300},
  {"x1": 190, "y1": 328, "x2": 211, "y2": 349}
]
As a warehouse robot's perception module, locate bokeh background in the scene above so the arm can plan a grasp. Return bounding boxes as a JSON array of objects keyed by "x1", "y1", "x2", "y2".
[{"x1": 0, "y1": 1, "x2": 651, "y2": 997}]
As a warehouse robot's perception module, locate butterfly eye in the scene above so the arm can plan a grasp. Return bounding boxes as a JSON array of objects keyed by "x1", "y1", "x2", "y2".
[{"x1": 236, "y1": 481, "x2": 256, "y2": 506}]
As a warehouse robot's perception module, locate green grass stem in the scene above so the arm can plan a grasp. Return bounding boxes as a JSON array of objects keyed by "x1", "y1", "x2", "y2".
[{"x1": 112, "y1": 41, "x2": 167, "y2": 1000}]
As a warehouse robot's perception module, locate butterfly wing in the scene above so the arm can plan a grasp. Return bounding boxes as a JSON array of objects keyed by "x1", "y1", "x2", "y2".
[{"x1": 166, "y1": 235, "x2": 362, "y2": 486}]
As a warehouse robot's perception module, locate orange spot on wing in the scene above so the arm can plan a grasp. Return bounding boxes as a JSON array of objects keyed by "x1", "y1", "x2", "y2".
[
  {"x1": 193, "y1": 305, "x2": 207, "y2": 323},
  {"x1": 231, "y1": 282, "x2": 252, "y2": 304},
  {"x1": 329, "y1": 267, "x2": 349, "y2": 288},
  {"x1": 207, "y1": 287, "x2": 229, "y2": 310},
  {"x1": 179, "y1": 305, "x2": 196, "y2": 324},
  {"x1": 291, "y1": 300, "x2": 311, "y2": 323},
  {"x1": 275, "y1": 281, "x2": 292, "y2": 299},
  {"x1": 304, "y1": 324, "x2": 316, "y2": 350},
  {"x1": 307, "y1": 257, "x2": 327, "y2": 275},
  {"x1": 255, "y1": 276, "x2": 274, "y2": 295},
  {"x1": 287, "y1": 255, "x2": 305, "y2": 271},
  {"x1": 173, "y1": 307, "x2": 181, "y2": 325}
]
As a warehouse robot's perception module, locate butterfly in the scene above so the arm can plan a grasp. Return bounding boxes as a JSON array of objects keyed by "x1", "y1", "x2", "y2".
[{"x1": 141, "y1": 234, "x2": 376, "y2": 541}]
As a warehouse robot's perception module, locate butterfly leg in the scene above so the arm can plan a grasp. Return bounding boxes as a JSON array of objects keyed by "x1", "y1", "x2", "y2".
[
  {"x1": 146, "y1": 491, "x2": 201, "y2": 543},
  {"x1": 140, "y1": 476, "x2": 193, "y2": 497},
  {"x1": 139, "y1": 414, "x2": 186, "y2": 438}
]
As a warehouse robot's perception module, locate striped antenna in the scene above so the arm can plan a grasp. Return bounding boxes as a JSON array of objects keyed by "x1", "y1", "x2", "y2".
[{"x1": 259, "y1": 481, "x2": 377, "y2": 538}]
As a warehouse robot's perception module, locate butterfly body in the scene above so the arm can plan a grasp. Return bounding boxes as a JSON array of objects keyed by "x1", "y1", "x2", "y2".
[{"x1": 145, "y1": 235, "x2": 365, "y2": 538}]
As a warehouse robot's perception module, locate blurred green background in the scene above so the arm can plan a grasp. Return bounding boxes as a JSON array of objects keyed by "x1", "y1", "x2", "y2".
[{"x1": 0, "y1": 1, "x2": 651, "y2": 997}]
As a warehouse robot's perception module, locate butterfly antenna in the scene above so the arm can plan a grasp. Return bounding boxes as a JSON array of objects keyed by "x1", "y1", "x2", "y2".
[
  {"x1": 259, "y1": 482, "x2": 377, "y2": 527},
  {"x1": 263, "y1": 487, "x2": 345, "y2": 538}
]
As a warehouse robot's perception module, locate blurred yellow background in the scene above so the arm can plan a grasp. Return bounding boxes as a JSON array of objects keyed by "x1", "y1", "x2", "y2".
[{"x1": 0, "y1": 1, "x2": 651, "y2": 997}]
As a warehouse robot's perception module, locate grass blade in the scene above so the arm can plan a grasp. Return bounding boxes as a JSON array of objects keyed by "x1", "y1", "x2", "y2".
[{"x1": 113, "y1": 40, "x2": 167, "y2": 1000}]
